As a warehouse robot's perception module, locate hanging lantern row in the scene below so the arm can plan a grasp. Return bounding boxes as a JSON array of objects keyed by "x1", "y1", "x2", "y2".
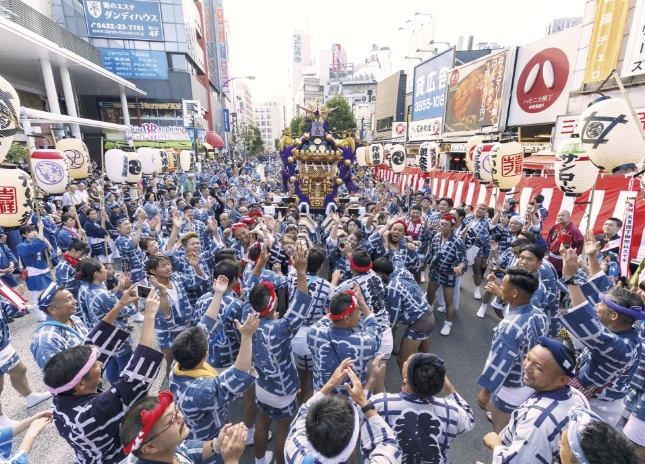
[
  {"x1": 390, "y1": 144, "x2": 406, "y2": 173},
  {"x1": 126, "y1": 151, "x2": 142, "y2": 183},
  {"x1": 466, "y1": 135, "x2": 485, "y2": 172},
  {"x1": 472, "y1": 142, "x2": 494, "y2": 184},
  {"x1": 555, "y1": 134, "x2": 599, "y2": 197},
  {"x1": 490, "y1": 140, "x2": 524, "y2": 192},
  {"x1": 0, "y1": 76, "x2": 19, "y2": 165},
  {"x1": 180, "y1": 150, "x2": 195, "y2": 172},
  {"x1": 0, "y1": 165, "x2": 34, "y2": 228},
  {"x1": 417, "y1": 142, "x2": 438, "y2": 174}
]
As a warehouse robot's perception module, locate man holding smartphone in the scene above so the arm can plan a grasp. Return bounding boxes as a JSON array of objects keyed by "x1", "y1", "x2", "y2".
[{"x1": 546, "y1": 210, "x2": 584, "y2": 277}]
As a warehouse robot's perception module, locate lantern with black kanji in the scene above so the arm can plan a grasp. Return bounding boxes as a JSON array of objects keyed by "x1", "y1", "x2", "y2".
[
  {"x1": 466, "y1": 135, "x2": 486, "y2": 172},
  {"x1": 167, "y1": 149, "x2": 178, "y2": 172},
  {"x1": 179, "y1": 150, "x2": 195, "y2": 172},
  {"x1": 490, "y1": 140, "x2": 524, "y2": 192},
  {"x1": 555, "y1": 134, "x2": 598, "y2": 197},
  {"x1": 472, "y1": 142, "x2": 495, "y2": 184},
  {"x1": 126, "y1": 151, "x2": 142, "y2": 183},
  {"x1": 0, "y1": 76, "x2": 19, "y2": 165},
  {"x1": 55, "y1": 138, "x2": 90, "y2": 180},
  {"x1": 390, "y1": 144, "x2": 406, "y2": 173},
  {"x1": 30, "y1": 149, "x2": 70, "y2": 195},
  {"x1": 0, "y1": 165, "x2": 34, "y2": 227},
  {"x1": 138, "y1": 147, "x2": 157, "y2": 175},
  {"x1": 417, "y1": 142, "x2": 438, "y2": 174},
  {"x1": 370, "y1": 144, "x2": 383, "y2": 166},
  {"x1": 355, "y1": 147, "x2": 367, "y2": 166},
  {"x1": 105, "y1": 149, "x2": 128, "y2": 183},
  {"x1": 154, "y1": 149, "x2": 168, "y2": 174},
  {"x1": 577, "y1": 96, "x2": 645, "y2": 175}
]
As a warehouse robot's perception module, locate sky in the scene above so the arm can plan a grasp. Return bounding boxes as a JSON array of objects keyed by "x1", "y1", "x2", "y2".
[{"x1": 224, "y1": 0, "x2": 586, "y2": 102}]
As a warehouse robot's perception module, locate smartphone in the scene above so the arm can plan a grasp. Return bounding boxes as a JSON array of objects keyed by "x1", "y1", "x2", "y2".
[
  {"x1": 137, "y1": 285, "x2": 152, "y2": 298},
  {"x1": 562, "y1": 235, "x2": 572, "y2": 248},
  {"x1": 121, "y1": 260, "x2": 131, "y2": 273}
]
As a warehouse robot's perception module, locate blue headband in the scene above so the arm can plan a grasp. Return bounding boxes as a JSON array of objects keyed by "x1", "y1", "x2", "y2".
[
  {"x1": 421, "y1": 196, "x2": 432, "y2": 202},
  {"x1": 567, "y1": 406, "x2": 604, "y2": 464},
  {"x1": 537, "y1": 336, "x2": 575, "y2": 377},
  {"x1": 38, "y1": 282, "x2": 59, "y2": 314},
  {"x1": 599, "y1": 292, "x2": 645, "y2": 320}
]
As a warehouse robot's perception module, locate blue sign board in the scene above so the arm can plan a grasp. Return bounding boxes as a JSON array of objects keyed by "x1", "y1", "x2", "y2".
[
  {"x1": 85, "y1": 0, "x2": 163, "y2": 41},
  {"x1": 100, "y1": 49, "x2": 168, "y2": 80},
  {"x1": 411, "y1": 48, "x2": 455, "y2": 122},
  {"x1": 219, "y1": 43, "x2": 227, "y2": 60},
  {"x1": 223, "y1": 109, "x2": 230, "y2": 132}
]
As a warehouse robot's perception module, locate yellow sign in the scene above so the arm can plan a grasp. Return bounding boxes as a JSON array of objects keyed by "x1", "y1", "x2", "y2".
[{"x1": 584, "y1": 0, "x2": 630, "y2": 83}]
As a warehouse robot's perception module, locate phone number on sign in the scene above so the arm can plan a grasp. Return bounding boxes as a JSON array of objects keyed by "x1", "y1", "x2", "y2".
[
  {"x1": 414, "y1": 94, "x2": 444, "y2": 112},
  {"x1": 90, "y1": 22, "x2": 144, "y2": 31}
]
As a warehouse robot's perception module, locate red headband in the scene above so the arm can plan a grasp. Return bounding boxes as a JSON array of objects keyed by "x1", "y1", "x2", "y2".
[
  {"x1": 248, "y1": 242, "x2": 263, "y2": 265},
  {"x1": 349, "y1": 255, "x2": 372, "y2": 273},
  {"x1": 231, "y1": 222, "x2": 248, "y2": 234},
  {"x1": 240, "y1": 217, "x2": 256, "y2": 227},
  {"x1": 248, "y1": 210, "x2": 263, "y2": 219},
  {"x1": 328, "y1": 290, "x2": 357, "y2": 321},
  {"x1": 258, "y1": 281, "x2": 276, "y2": 316},
  {"x1": 392, "y1": 219, "x2": 407, "y2": 230},
  {"x1": 123, "y1": 390, "x2": 174, "y2": 454},
  {"x1": 441, "y1": 214, "x2": 456, "y2": 224}
]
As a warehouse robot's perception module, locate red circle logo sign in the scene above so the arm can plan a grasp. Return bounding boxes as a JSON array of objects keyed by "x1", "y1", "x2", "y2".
[
  {"x1": 432, "y1": 120, "x2": 441, "y2": 134},
  {"x1": 449, "y1": 70, "x2": 459, "y2": 87},
  {"x1": 516, "y1": 47, "x2": 569, "y2": 114},
  {"x1": 394, "y1": 123, "x2": 406, "y2": 136}
]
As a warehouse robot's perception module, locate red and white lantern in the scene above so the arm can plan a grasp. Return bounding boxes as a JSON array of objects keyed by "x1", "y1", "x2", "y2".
[
  {"x1": 30, "y1": 149, "x2": 70, "y2": 194},
  {"x1": 555, "y1": 135, "x2": 598, "y2": 197},
  {"x1": 0, "y1": 165, "x2": 34, "y2": 227},
  {"x1": 466, "y1": 135, "x2": 486, "y2": 172},
  {"x1": 417, "y1": 142, "x2": 438, "y2": 174},
  {"x1": 472, "y1": 142, "x2": 495, "y2": 184},
  {"x1": 490, "y1": 140, "x2": 524, "y2": 192}
]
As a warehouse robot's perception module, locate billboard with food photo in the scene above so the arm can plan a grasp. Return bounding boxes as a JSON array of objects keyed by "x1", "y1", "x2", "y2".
[{"x1": 443, "y1": 47, "x2": 516, "y2": 137}]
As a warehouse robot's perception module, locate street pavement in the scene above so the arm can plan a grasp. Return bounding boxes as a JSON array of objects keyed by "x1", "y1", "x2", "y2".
[{"x1": 2, "y1": 270, "x2": 500, "y2": 464}]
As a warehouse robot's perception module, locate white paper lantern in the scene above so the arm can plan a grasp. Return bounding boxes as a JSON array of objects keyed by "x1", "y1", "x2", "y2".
[
  {"x1": 383, "y1": 144, "x2": 393, "y2": 168},
  {"x1": 55, "y1": 138, "x2": 90, "y2": 179},
  {"x1": 466, "y1": 135, "x2": 486, "y2": 172},
  {"x1": 179, "y1": 150, "x2": 195, "y2": 172},
  {"x1": 473, "y1": 142, "x2": 495, "y2": 184},
  {"x1": 490, "y1": 141, "x2": 524, "y2": 192},
  {"x1": 138, "y1": 147, "x2": 156, "y2": 175},
  {"x1": 369, "y1": 144, "x2": 383, "y2": 166},
  {"x1": 30, "y1": 149, "x2": 70, "y2": 194},
  {"x1": 167, "y1": 149, "x2": 178, "y2": 172},
  {"x1": 0, "y1": 165, "x2": 34, "y2": 227},
  {"x1": 355, "y1": 147, "x2": 367, "y2": 166},
  {"x1": 126, "y1": 151, "x2": 142, "y2": 183},
  {"x1": 105, "y1": 149, "x2": 128, "y2": 183},
  {"x1": 417, "y1": 142, "x2": 438, "y2": 174},
  {"x1": 555, "y1": 135, "x2": 599, "y2": 197},
  {"x1": 390, "y1": 144, "x2": 406, "y2": 173},
  {"x1": 153, "y1": 149, "x2": 168, "y2": 174},
  {"x1": 0, "y1": 76, "x2": 19, "y2": 165},
  {"x1": 578, "y1": 97, "x2": 645, "y2": 175}
]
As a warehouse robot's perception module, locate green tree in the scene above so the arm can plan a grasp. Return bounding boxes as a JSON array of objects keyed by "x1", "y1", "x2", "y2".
[
  {"x1": 289, "y1": 115, "x2": 305, "y2": 136},
  {"x1": 249, "y1": 125, "x2": 263, "y2": 154},
  {"x1": 325, "y1": 94, "x2": 357, "y2": 138},
  {"x1": 274, "y1": 139, "x2": 280, "y2": 151},
  {"x1": 5, "y1": 143, "x2": 28, "y2": 164}
]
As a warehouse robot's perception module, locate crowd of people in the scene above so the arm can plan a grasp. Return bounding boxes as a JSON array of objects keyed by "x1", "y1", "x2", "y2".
[{"x1": 0, "y1": 154, "x2": 642, "y2": 464}]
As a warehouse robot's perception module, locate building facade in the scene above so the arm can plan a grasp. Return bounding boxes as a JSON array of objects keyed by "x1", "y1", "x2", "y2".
[{"x1": 254, "y1": 95, "x2": 285, "y2": 151}]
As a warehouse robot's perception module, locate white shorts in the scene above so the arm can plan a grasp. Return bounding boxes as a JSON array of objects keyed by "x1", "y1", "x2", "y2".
[
  {"x1": 624, "y1": 413, "x2": 645, "y2": 446},
  {"x1": 291, "y1": 325, "x2": 311, "y2": 357},
  {"x1": 495, "y1": 385, "x2": 535, "y2": 408},
  {"x1": 377, "y1": 328, "x2": 393, "y2": 360}
]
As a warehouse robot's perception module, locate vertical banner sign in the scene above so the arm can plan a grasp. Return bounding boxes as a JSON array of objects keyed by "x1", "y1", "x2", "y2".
[
  {"x1": 621, "y1": 0, "x2": 645, "y2": 78},
  {"x1": 223, "y1": 109, "x2": 230, "y2": 132},
  {"x1": 620, "y1": 196, "x2": 636, "y2": 277},
  {"x1": 294, "y1": 34, "x2": 302, "y2": 63},
  {"x1": 584, "y1": 0, "x2": 630, "y2": 83}
]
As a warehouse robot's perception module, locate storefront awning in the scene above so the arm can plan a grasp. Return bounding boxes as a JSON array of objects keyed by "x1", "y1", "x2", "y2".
[
  {"x1": 205, "y1": 132, "x2": 225, "y2": 148},
  {"x1": 524, "y1": 153, "x2": 556, "y2": 169},
  {"x1": 0, "y1": 16, "x2": 145, "y2": 96}
]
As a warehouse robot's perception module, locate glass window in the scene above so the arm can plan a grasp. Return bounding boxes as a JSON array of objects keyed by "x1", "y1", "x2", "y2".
[
  {"x1": 170, "y1": 53, "x2": 187, "y2": 71},
  {"x1": 161, "y1": 4, "x2": 175, "y2": 22},
  {"x1": 134, "y1": 41, "x2": 150, "y2": 50},
  {"x1": 266, "y1": 114, "x2": 271, "y2": 119},
  {"x1": 164, "y1": 24, "x2": 177, "y2": 41},
  {"x1": 108, "y1": 39, "x2": 125, "y2": 48},
  {"x1": 150, "y1": 42, "x2": 165, "y2": 51},
  {"x1": 176, "y1": 24, "x2": 187, "y2": 42},
  {"x1": 174, "y1": 5, "x2": 184, "y2": 20},
  {"x1": 165, "y1": 42, "x2": 178, "y2": 52}
]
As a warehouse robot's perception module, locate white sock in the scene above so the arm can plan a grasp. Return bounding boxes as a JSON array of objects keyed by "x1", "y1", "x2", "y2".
[
  {"x1": 481, "y1": 303, "x2": 488, "y2": 309},
  {"x1": 444, "y1": 321, "x2": 452, "y2": 326},
  {"x1": 475, "y1": 286, "x2": 480, "y2": 292},
  {"x1": 0, "y1": 414, "x2": 13, "y2": 427},
  {"x1": 255, "y1": 456, "x2": 266, "y2": 464},
  {"x1": 247, "y1": 427, "x2": 255, "y2": 438}
]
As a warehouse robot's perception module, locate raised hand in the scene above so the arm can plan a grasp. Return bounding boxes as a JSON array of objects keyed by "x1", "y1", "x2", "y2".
[
  {"x1": 117, "y1": 273, "x2": 132, "y2": 292},
  {"x1": 292, "y1": 242, "x2": 308, "y2": 274},
  {"x1": 149, "y1": 275, "x2": 167, "y2": 291},
  {"x1": 208, "y1": 216, "x2": 219, "y2": 233},
  {"x1": 325, "y1": 357, "x2": 355, "y2": 389},
  {"x1": 584, "y1": 229, "x2": 601, "y2": 257},
  {"x1": 352, "y1": 282, "x2": 366, "y2": 306},
  {"x1": 213, "y1": 275, "x2": 229, "y2": 294},
  {"x1": 144, "y1": 289, "x2": 160, "y2": 315},
  {"x1": 118, "y1": 283, "x2": 141, "y2": 307},
  {"x1": 562, "y1": 248, "x2": 579, "y2": 279},
  {"x1": 187, "y1": 252, "x2": 200, "y2": 268},
  {"x1": 343, "y1": 368, "x2": 368, "y2": 407},
  {"x1": 234, "y1": 313, "x2": 259, "y2": 338},
  {"x1": 490, "y1": 240, "x2": 499, "y2": 252}
]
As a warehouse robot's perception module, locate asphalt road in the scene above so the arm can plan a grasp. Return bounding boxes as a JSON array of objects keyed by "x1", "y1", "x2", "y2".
[{"x1": 2, "y1": 269, "x2": 499, "y2": 464}]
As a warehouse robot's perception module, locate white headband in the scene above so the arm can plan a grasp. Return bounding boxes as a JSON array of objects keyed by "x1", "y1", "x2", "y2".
[{"x1": 301, "y1": 405, "x2": 359, "y2": 464}]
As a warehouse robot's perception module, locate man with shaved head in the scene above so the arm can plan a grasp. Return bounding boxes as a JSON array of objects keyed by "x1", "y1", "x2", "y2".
[{"x1": 545, "y1": 210, "x2": 583, "y2": 276}]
